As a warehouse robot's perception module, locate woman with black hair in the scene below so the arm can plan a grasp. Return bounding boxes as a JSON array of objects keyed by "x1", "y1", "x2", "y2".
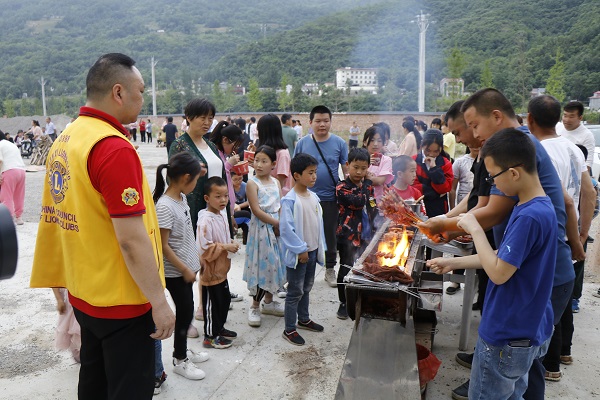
[
  {"x1": 412, "y1": 129, "x2": 454, "y2": 217},
  {"x1": 250, "y1": 114, "x2": 293, "y2": 195},
  {"x1": 398, "y1": 120, "x2": 422, "y2": 157}
]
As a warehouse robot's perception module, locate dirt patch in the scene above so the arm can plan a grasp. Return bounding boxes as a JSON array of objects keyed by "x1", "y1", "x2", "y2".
[{"x1": 0, "y1": 342, "x2": 60, "y2": 379}]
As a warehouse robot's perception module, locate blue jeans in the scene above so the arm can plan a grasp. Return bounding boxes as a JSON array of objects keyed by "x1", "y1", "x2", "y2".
[
  {"x1": 469, "y1": 336, "x2": 550, "y2": 400},
  {"x1": 154, "y1": 339, "x2": 164, "y2": 379},
  {"x1": 284, "y1": 250, "x2": 317, "y2": 332}
]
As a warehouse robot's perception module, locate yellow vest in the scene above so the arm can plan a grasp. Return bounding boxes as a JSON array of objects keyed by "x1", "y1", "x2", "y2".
[{"x1": 30, "y1": 115, "x2": 164, "y2": 307}]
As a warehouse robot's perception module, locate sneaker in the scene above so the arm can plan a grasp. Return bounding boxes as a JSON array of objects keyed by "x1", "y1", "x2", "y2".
[
  {"x1": 560, "y1": 355, "x2": 573, "y2": 365},
  {"x1": 545, "y1": 370, "x2": 562, "y2": 381},
  {"x1": 219, "y1": 327, "x2": 237, "y2": 339},
  {"x1": 277, "y1": 287, "x2": 287, "y2": 298},
  {"x1": 187, "y1": 324, "x2": 199, "y2": 338},
  {"x1": 297, "y1": 319, "x2": 324, "y2": 332},
  {"x1": 186, "y1": 349, "x2": 209, "y2": 363},
  {"x1": 154, "y1": 371, "x2": 167, "y2": 395},
  {"x1": 446, "y1": 284, "x2": 461, "y2": 295},
  {"x1": 229, "y1": 303, "x2": 233, "y2": 310},
  {"x1": 324, "y1": 268, "x2": 337, "y2": 287},
  {"x1": 202, "y1": 335, "x2": 233, "y2": 349},
  {"x1": 248, "y1": 307, "x2": 262, "y2": 327},
  {"x1": 593, "y1": 288, "x2": 600, "y2": 299},
  {"x1": 282, "y1": 329, "x2": 305, "y2": 346},
  {"x1": 15, "y1": 217, "x2": 24, "y2": 225},
  {"x1": 337, "y1": 303, "x2": 348, "y2": 320},
  {"x1": 572, "y1": 298, "x2": 580, "y2": 313},
  {"x1": 262, "y1": 300, "x2": 285, "y2": 316},
  {"x1": 455, "y1": 352, "x2": 473, "y2": 369},
  {"x1": 451, "y1": 380, "x2": 469, "y2": 400},
  {"x1": 172, "y1": 358, "x2": 205, "y2": 380},
  {"x1": 230, "y1": 292, "x2": 243, "y2": 302},
  {"x1": 195, "y1": 308, "x2": 204, "y2": 321}
]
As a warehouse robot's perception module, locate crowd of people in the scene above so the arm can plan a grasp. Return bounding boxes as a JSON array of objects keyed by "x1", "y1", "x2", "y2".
[{"x1": 19, "y1": 52, "x2": 599, "y2": 399}]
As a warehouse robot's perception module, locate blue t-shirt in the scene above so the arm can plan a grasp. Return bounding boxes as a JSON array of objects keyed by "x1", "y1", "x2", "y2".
[
  {"x1": 294, "y1": 134, "x2": 348, "y2": 201},
  {"x1": 234, "y1": 181, "x2": 247, "y2": 204},
  {"x1": 490, "y1": 126, "x2": 574, "y2": 287},
  {"x1": 479, "y1": 196, "x2": 556, "y2": 346}
]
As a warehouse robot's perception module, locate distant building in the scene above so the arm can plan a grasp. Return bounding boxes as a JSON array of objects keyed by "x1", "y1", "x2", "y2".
[
  {"x1": 589, "y1": 91, "x2": 600, "y2": 111},
  {"x1": 439, "y1": 78, "x2": 464, "y2": 97},
  {"x1": 335, "y1": 67, "x2": 378, "y2": 94},
  {"x1": 530, "y1": 88, "x2": 546, "y2": 98}
]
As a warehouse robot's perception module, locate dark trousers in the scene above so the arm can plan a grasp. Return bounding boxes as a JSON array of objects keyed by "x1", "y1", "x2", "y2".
[
  {"x1": 165, "y1": 277, "x2": 194, "y2": 360},
  {"x1": 147, "y1": 132, "x2": 152, "y2": 142},
  {"x1": 140, "y1": 130, "x2": 146, "y2": 142},
  {"x1": 542, "y1": 280, "x2": 576, "y2": 373},
  {"x1": 320, "y1": 201, "x2": 339, "y2": 270},
  {"x1": 166, "y1": 141, "x2": 173, "y2": 155},
  {"x1": 202, "y1": 280, "x2": 231, "y2": 338},
  {"x1": 572, "y1": 241, "x2": 587, "y2": 299},
  {"x1": 337, "y1": 240, "x2": 357, "y2": 303},
  {"x1": 349, "y1": 139, "x2": 358, "y2": 149},
  {"x1": 131, "y1": 129, "x2": 137, "y2": 142},
  {"x1": 524, "y1": 279, "x2": 574, "y2": 400},
  {"x1": 73, "y1": 307, "x2": 155, "y2": 400}
]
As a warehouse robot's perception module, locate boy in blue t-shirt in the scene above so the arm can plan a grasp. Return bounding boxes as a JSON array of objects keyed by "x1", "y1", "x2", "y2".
[{"x1": 428, "y1": 129, "x2": 555, "y2": 399}]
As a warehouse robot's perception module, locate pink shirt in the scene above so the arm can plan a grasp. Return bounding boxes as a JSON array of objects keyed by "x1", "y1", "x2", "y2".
[
  {"x1": 271, "y1": 148, "x2": 293, "y2": 196},
  {"x1": 368, "y1": 154, "x2": 394, "y2": 202}
]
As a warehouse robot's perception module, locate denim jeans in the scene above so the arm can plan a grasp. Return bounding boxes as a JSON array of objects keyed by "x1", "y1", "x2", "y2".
[
  {"x1": 154, "y1": 339, "x2": 164, "y2": 379},
  {"x1": 469, "y1": 336, "x2": 550, "y2": 400},
  {"x1": 285, "y1": 250, "x2": 317, "y2": 332}
]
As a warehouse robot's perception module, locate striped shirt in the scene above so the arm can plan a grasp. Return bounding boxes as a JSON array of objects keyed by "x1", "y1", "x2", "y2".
[{"x1": 156, "y1": 193, "x2": 200, "y2": 277}]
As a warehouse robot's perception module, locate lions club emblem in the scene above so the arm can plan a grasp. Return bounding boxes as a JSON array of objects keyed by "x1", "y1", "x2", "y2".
[
  {"x1": 48, "y1": 160, "x2": 69, "y2": 204},
  {"x1": 121, "y1": 187, "x2": 140, "y2": 206}
]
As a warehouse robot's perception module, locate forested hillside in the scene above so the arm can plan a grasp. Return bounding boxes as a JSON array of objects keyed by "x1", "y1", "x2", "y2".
[{"x1": 0, "y1": 0, "x2": 599, "y2": 114}]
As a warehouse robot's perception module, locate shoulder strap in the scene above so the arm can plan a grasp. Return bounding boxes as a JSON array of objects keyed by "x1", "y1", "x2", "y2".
[{"x1": 311, "y1": 135, "x2": 338, "y2": 186}]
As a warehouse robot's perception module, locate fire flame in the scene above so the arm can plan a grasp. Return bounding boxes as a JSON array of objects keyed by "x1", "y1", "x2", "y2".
[{"x1": 377, "y1": 228, "x2": 410, "y2": 268}]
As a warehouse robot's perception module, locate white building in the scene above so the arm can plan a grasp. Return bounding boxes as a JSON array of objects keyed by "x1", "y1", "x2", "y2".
[
  {"x1": 335, "y1": 67, "x2": 378, "y2": 94},
  {"x1": 439, "y1": 78, "x2": 464, "y2": 97},
  {"x1": 589, "y1": 91, "x2": 600, "y2": 111}
]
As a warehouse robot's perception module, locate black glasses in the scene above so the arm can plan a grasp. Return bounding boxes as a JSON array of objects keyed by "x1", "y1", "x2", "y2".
[{"x1": 485, "y1": 164, "x2": 523, "y2": 184}]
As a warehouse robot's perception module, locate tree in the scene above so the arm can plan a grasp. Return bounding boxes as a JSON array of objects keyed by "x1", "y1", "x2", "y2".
[
  {"x1": 4, "y1": 99, "x2": 15, "y2": 117},
  {"x1": 480, "y1": 60, "x2": 494, "y2": 88},
  {"x1": 446, "y1": 47, "x2": 467, "y2": 101},
  {"x1": 247, "y1": 78, "x2": 262, "y2": 112},
  {"x1": 546, "y1": 48, "x2": 566, "y2": 103},
  {"x1": 278, "y1": 74, "x2": 292, "y2": 111},
  {"x1": 211, "y1": 80, "x2": 225, "y2": 112}
]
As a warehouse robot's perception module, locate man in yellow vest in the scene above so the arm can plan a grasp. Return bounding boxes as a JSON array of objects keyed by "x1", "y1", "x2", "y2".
[{"x1": 30, "y1": 53, "x2": 175, "y2": 399}]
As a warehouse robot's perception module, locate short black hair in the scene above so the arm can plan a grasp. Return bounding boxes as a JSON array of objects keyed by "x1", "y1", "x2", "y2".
[
  {"x1": 281, "y1": 113, "x2": 293, "y2": 124},
  {"x1": 86, "y1": 53, "x2": 136, "y2": 101},
  {"x1": 255, "y1": 144, "x2": 277, "y2": 162},
  {"x1": 392, "y1": 155, "x2": 416, "y2": 175},
  {"x1": 309, "y1": 105, "x2": 332, "y2": 121},
  {"x1": 204, "y1": 176, "x2": 227, "y2": 196},
  {"x1": 348, "y1": 147, "x2": 370, "y2": 164},
  {"x1": 250, "y1": 117, "x2": 256, "y2": 123},
  {"x1": 185, "y1": 98, "x2": 216, "y2": 121},
  {"x1": 461, "y1": 88, "x2": 516, "y2": 119},
  {"x1": 290, "y1": 153, "x2": 318, "y2": 177},
  {"x1": 480, "y1": 128, "x2": 536, "y2": 174},
  {"x1": 528, "y1": 95, "x2": 561, "y2": 129},
  {"x1": 564, "y1": 100, "x2": 584, "y2": 117},
  {"x1": 431, "y1": 118, "x2": 442, "y2": 127},
  {"x1": 445, "y1": 100, "x2": 465, "y2": 125},
  {"x1": 167, "y1": 116, "x2": 173, "y2": 123}
]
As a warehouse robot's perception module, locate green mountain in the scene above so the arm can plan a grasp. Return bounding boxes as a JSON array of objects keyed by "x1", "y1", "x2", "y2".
[{"x1": 0, "y1": 0, "x2": 598, "y2": 113}]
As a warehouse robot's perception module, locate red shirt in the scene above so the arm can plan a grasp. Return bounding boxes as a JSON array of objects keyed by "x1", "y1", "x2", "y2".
[
  {"x1": 391, "y1": 185, "x2": 422, "y2": 201},
  {"x1": 71, "y1": 106, "x2": 151, "y2": 319}
]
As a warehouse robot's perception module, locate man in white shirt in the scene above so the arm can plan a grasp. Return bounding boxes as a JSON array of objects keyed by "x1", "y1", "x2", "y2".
[
  {"x1": 556, "y1": 101, "x2": 595, "y2": 173},
  {"x1": 45, "y1": 117, "x2": 56, "y2": 141}
]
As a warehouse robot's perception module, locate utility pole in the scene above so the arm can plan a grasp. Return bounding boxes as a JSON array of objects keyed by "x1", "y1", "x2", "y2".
[
  {"x1": 151, "y1": 57, "x2": 158, "y2": 117},
  {"x1": 413, "y1": 11, "x2": 431, "y2": 113},
  {"x1": 40, "y1": 77, "x2": 47, "y2": 116}
]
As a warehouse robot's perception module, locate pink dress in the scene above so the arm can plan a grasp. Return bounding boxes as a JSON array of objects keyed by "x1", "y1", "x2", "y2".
[
  {"x1": 271, "y1": 148, "x2": 293, "y2": 196},
  {"x1": 368, "y1": 154, "x2": 394, "y2": 202},
  {"x1": 55, "y1": 289, "x2": 81, "y2": 362}
]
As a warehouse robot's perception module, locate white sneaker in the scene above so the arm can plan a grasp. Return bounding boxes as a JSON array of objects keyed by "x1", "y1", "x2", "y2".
[
  {"x1": 186, "y1": 349, "x2": 209, "y2": 363},
  {"x1": 324, "y1": 268, "x2": 337, "y2": 287},
  {"x1": 276, "y1": 287, "x2": 287, "y2": 298},
  {"x1": 248, "y1": 307, "x2": 261, "y2": 327},
  {"x1": 172, "y1": 358, "x2": 205, "y2": 380},
  {"x1": 230, "y1": 292, "x2": 243, "y2": 302},
  {"x1": 15, "y1": 217, "x2": 24, "y2": 225},
  {"x1": 187, "y1": 324, "x2": 199, "y2": 338},
  {"x1": 262, "y1": 300, "x2": 285, "y2": 317}
]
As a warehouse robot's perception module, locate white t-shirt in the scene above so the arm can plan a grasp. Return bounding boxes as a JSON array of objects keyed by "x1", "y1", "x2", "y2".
[
  {"x1": 349, "y1": 126, "x2": 360, "y2": 140},
  {"x1": 294, "y1": 125, "x2": 303, "y2": 138},
  {"x1": 452, "y1": 154, "x2": 475, "y2": 205},
  {"x1": 541, "y1": 136, "x2": 586, "y2": 218},
  {"x1": 0, "y1": 140, "x2": 26, "y2": 172},
  {"x1": 297, "y1": 192, "x2": 320, "y2": 251},
  {"x1": 556, "y1": 122, "x2": 595, "y2": 168},
  {"x1": 156, "y1": 193, "x2": 200, "y2": 278},
  {"x1": 198, "y1": 145, "x2": 223, "y2": 178}
]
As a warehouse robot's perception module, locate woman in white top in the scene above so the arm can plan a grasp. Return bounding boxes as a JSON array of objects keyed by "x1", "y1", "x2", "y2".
[{"x1": 0, "y1": 131, "x2": 26, "y2": 224}]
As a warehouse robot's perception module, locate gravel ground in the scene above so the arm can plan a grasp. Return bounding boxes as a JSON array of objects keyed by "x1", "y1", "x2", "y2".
[{"x1": 1, "y1": 142, "x2": 600, "y2": 399}]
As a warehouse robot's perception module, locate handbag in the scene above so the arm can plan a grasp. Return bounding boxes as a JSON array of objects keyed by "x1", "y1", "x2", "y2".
[{"x1": 311, "y1": 135, "x2": 339, "y2": 187}]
